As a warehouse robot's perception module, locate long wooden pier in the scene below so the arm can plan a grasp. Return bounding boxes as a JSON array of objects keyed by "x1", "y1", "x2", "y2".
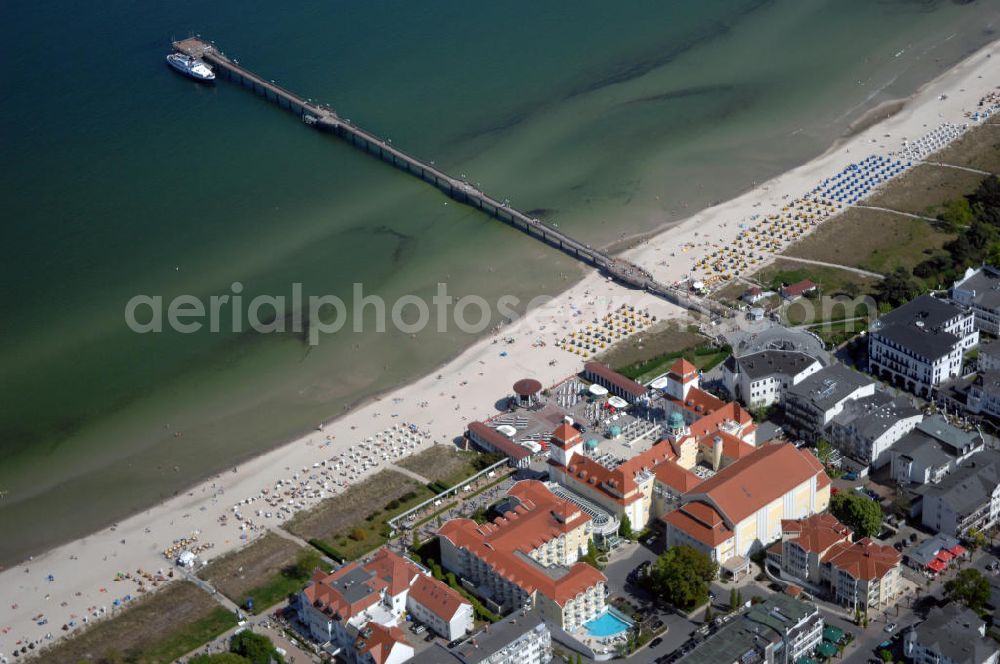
[{"x1": 172, "y1": 38, "x2": 725, "y2": 318}]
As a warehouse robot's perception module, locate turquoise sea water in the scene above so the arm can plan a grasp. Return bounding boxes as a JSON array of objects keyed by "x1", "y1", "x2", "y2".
[{"x1": 2, "y1": 0, "x2": 999, "y2": 565}]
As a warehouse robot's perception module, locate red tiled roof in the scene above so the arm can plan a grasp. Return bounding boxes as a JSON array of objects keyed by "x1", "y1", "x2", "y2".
[
  {"x1": 824, "y1": 538, "x2": 900, "y2": 582},
  {"x1": 407, "y1": 573, "x2": 468, "y2": 622},
  {"x1": 781, "y1": 513, "x2": 852, "y2": 555},
  {"x1": 782, "y1": 279, "x2": 817, "y2": 298},
  {"x1": 467, "y1": 421, "x2": 531, "y2": 461},
  {"x1": 437, "y1": 480, "x2": 605, "y2": 606},
  {"x1": 662, "y1": 504, "x2": 733, "y2": 546},
  {"x1": 583, "y1": 361, "x2": 647, "y2": 398},
  {"x1": 687, "y1": 400, "x2": 753, "y2": 435},
  {"x1": 689, "y1": 443, "x2": 830, "y2": 526},
  {"x1": 365, "y1": 548, "x2": 423, "y2": 597},
  {"x1": 302, "y1": 561, "x2": 381, "y2": 620},
  {"x1": 653, "y1": 460, "x2": 702, "y2": 493},
  {"x1": 551, "y1": 423, "x2": 581, "y2": 450},
  {"x1": 698, "y1": 430, "x2": 756, "y2": 462},
  {"x1": 554, "y1": 440, "x2": 677, "y2": 504},
  {"x1": 355, "y1": 624, "x2": 409, "y2": 664},
  {"x1": 668, "y1": 358, "x2": 699, "y2": 383}
]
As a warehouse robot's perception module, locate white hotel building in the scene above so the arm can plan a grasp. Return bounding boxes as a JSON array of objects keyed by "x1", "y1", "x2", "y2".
[{"x1": 868, "y1": 295, "x2": 977, "y2": 397}]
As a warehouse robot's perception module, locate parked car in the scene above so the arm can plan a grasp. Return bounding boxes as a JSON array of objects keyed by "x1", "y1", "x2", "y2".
[
  {"x1": 884, "y1": 623, "x2": 897, "y2": 633},
  {"x1": 649, "y1": 637, "x2": 663, "y2": 648}
]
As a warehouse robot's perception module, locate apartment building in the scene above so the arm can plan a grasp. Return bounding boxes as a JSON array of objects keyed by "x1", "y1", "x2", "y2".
[
  {"x1": 299, "y1": 548, "x2": 473, "y2": 662},
  {"x1": 918, "y1": 449, "x2": 1000, "y2": 537},
  {"x1": 868, "y1": 294, "x2": 977, "y2": 397},
  {"x1": 722, "y1": 350, "x2": 822, "y2": 409},
  {"x1": 437, "y1": 480, "x2": 607, "y2": 632}
]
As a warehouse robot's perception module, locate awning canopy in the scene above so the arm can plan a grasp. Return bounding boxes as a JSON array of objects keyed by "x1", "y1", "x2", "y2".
[
  {"x1": 722, "y1": 555, "x2": 750, "y2": 575},
  {"x1": 936, "y1": 549, "x2": 954, "y2": 562},
  {"x1": 608, "y1": 395, "x2": 629, "y2": 409},
  {"x1": 950, "y1": 544, "x2": 967, "y2": 556},
  {"x1": 815, "y1": 641, "x2": 838, "y2": 657},
  {"x1": 589, "y1": 384, "x2": 609, "y2": 397},
  {"x1": 823, "y1": 626, "x2": 844, "y2": 643},
  {"x1": 927, "y1": 559, "x2": 946, "y2": 573}
]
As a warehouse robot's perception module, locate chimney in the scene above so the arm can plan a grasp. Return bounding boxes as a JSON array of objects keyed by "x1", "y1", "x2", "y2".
[{"x1": 712, "y1": 435, "x2": 724, "y2": 471}]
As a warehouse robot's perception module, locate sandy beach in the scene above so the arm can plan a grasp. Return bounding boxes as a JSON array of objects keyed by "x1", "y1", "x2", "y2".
[{"x1": 3, "y1": 40, "x2": 998, "y2": 657}]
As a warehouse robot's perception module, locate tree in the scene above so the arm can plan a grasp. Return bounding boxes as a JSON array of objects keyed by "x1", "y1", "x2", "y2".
[
  {"x1": 730, "y1": 586, "x2": 740, "y2": 610},
  {"x1": 619, "y1": 514, "x2": 633, "y2": 539},
  {"x1": 945, "y1": 568, "x2": 991, "y2": 612},
  {"x1": 816, "y1": 438, "x2": 834, "y2": 466},
  {"x1": 963, "y1": 527, "x2": 988, "y2": 553},
  {"x1": 879, "y1": 649, "x2": 893, "y2": 663},
  {"x1": 830, "y1": 492, "x2": 882, "y2": 539},
  {"x1": 646, "y1": 545, "x2": 718, "y2": 611},
  {"x1": 704, "y1": 605, "x2": 714, "y2": 623},
  {"x1": 231, "y1": 631, "x2": 284, "y2": 664},
  {"x1": 874, "y1": 267, "x2": 921, "y2": 307},
  {"x1": 936, "y1": 197, "x2": 976, "y2": 232}
]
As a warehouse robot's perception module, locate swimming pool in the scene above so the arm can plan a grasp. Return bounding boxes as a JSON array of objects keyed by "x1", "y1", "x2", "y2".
[{"x1": 583, "y1": 609, "x2": 633, "y2": 638}]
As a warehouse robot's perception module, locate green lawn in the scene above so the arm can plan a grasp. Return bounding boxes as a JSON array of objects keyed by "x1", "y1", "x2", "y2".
[
  {"x1": 755, "y1": 262, "x2": 877, "y2": 297},
  {"x1": 138, "y1": 606, "x2": 238, "y2": 663},
  {"x1": 783, "y1": 207, "x2": 954, "y2": 275},
  {"x1": 234, "y1": 549, "x2": 322, "y2": 612},
  {"x1": 39, "y1": 581, "x2": 237, "y2": 664},
  {"x1": 615, "y1": 344, "x2": 731, "y2": 384}
]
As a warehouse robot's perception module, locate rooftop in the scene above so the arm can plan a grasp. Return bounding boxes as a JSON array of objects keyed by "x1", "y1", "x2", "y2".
[
  {"x1": 918, "y1": 449, "x2": 1000, "y2": 517},
  {"x1": 437, "y1": 480, "x2": 606, "y2": 606},
  {"x1": 681, "y1": 595, "x2": 818, "y2": 664},
  {"x1": 824, "y1": 537, "x2": 900, "y2": 581},
  {"x1": 911, "y1": 604, "x2": 998, "y2": 664},
  {"x1": 878, "y1": 294, "x2": 966, "y2": 330},
  {"x1": 355, "y1": 623, "x2": 409, "y2": 664},
  {"x1": 583, "y1": 361, "x2": 647, "y2": 397},
  {"x1": 664, "y1": 443, "x2": 831, "y2": 546},
  {"x1": 410, "y1": 608, "x2": 548, "y2": 664},
  {"x1": 871, "y1": 294, "x2": 966, "y2": 360},
  {"x1": 725, "y1": 350, "x2": 820, "y2": 381},
  {"x1": 953, "y1": 264, "x2": 1000, "y2": 310},
  {"x1": 833, "y1": 392, "x2": 921, "y2": 440},
  {"x1": 407, "y1": 573, "x2": 469, "y2": 622},
  {"x1": 781, "y1": 513, "x2": 852, "y2": 554},
  {"x1": 467, "y1": 421, "x2": 532, "y2": 461},
  {"x1": 787, "y1": 363, "x2": 874, "y2": 411}
]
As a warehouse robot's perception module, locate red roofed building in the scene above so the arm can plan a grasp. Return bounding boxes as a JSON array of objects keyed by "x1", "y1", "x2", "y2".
[
  {"x1": 547, "y1": 370, "x2": 759, "y2": 531},
  {"x1": 767, "y1": 513, "x2": 852, "y2": 584},
  {"x1": 466, "y1": 421, "x2": 533, "y2": 468},
  {"x1": 823, "y1": 538, "x2": 901, "y2": 610},
  {"x1": 355, "y1": 623, "x2": 413, "y2": 664},
  {"x1": 406, "y1": 574, "x2": 474, "y2": 641},
  {"x1": 298, "y1": 547, "x2": 472, "y2": 659},
  {"x1": 764, "y1": 513, "x2": 900, "y2": 610},
  {"x1": 437, "y1": 480, "x2": 607, "y2": 631},
  {"x1": 662, "y1": 443, "x2": 832, "y2": 576},
  {"x1": 781, "y1": 279, "x2": 817, "y2": 300},
  {"x1": 583, "y1": 361, "x2": 648, "y2": 403}
]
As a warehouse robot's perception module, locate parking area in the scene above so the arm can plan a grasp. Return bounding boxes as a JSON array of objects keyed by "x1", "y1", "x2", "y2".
[{"x1": 593, "y1": 540, "x2": 699, "y2": 664}]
